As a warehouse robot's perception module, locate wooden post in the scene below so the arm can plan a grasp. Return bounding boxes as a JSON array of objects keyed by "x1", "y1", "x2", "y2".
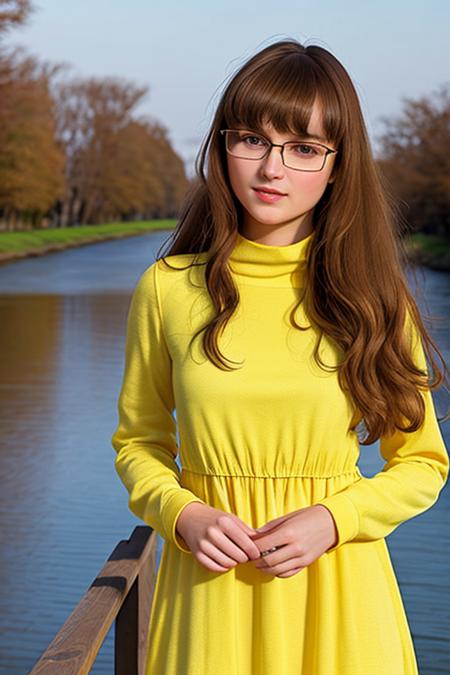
[
  {"x1": 29, "y1": 526, "x2": 157, "y2": 674},
  {"x1": 115, "y1": 536, "x2": 157, "y2": 675},
  {"x1": 138, "y1": 544, "x2": 158, "y2": 675}
]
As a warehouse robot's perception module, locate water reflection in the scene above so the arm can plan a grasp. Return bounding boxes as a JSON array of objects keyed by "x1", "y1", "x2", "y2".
[{"x1": 0, "y1": 231, "x2": 448, "y2": 674}]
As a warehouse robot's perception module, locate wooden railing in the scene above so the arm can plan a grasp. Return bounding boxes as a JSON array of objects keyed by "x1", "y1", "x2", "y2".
[{"x1": 30, "y1": 526, "x2": 157, "y2": 675}]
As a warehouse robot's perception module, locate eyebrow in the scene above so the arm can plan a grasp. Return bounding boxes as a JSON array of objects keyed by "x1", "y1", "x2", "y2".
[
  {"x1": 240, "y1": 127, "x2": 329, "y2": 144},
  {"x1": 302, "y1": 133, "x2": 328, "y2": 143},
  {"x1": 281, "y1": 132, "x2": 329, "y2": 144}
]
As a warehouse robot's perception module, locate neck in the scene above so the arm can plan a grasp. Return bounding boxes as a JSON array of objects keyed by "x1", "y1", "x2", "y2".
[
  {"x1": 228, "y1": 228, "x2": 315, "y2": 287},
  {"x1": 239, "y1": 214, "x2": 315, "y2": 246}
]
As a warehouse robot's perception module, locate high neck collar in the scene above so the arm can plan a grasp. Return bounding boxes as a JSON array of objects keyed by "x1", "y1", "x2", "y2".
[{"x1": 228, "y1": 229, "x2": 315, "y2": 287}]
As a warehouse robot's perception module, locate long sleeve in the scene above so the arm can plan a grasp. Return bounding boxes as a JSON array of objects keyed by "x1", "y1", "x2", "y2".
[
  {"x1": 111, "y1": 261, "x2": 206, "y2": 554},
  {"x1": 316, "y1": 312, "x2": 449, "y2": 551}
]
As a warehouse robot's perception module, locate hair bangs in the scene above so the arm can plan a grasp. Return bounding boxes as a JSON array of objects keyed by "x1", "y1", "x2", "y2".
[{"x1": 223, "y1": 53, "x2": 343, "y2": 146}]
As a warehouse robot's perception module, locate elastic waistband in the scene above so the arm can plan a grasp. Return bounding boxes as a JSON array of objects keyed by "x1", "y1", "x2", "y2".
[{"x1": 180, "y1": 466, "x2": 362, "y2": 480}]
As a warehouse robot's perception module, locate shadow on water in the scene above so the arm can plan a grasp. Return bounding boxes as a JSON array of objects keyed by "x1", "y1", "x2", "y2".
[{"x1": 0, "y1": 230, "x2": 448, "y2": 673}]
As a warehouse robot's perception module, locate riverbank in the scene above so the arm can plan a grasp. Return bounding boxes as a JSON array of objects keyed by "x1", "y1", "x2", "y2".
[
  {"x1": 0, "y1": 220, "x2": 177, "y2": 264},
  {"x1": 404, "y1": 233, "x2": 450, "y2": 272},
  {"x1": 0, "y1": 222, "x2": 449, "y2": 272}
]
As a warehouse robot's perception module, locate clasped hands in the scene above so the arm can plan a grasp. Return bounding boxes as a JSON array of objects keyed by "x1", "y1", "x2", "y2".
[{"x1": 176, "y1": 502, "x2": 339, "y2": 579}]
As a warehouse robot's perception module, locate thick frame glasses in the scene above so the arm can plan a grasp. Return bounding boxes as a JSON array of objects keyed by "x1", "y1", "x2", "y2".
[{"x1": 220, "y1": 128, "x2": 338, "y2": 172}]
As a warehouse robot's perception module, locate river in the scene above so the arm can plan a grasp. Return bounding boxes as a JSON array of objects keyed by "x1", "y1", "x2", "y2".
[{"x1": 0, "y1": 230, "x2": 448, "y2": 674}]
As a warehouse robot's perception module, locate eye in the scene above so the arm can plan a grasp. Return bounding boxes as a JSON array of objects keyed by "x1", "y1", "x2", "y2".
[
  {"x1": 294, "y1": 143, "x2": 320, "y2": 156},
  {"x1": 241, "y1": 133, "x2": 267, "y2": 147},
  {"x1": 286, "y1": 142, "x2": 327, "y2": 159}
]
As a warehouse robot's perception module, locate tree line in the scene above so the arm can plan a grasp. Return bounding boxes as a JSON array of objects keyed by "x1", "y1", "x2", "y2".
[
  {"x1": 378, "y1": 84, "x2": 450, "y2": 238},
  {"x1": 0, "y1": 0, "x2": 190, "y2": 230},
  {"x1": 0, "y1": 1, "x2": 449, "y2": 237}
]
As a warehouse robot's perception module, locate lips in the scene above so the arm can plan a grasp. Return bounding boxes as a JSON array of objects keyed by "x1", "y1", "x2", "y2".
[
  {"x1": 253, "y1": 188, "x2": 286, "y2": 203},
  {"x1": 253, "y1": 187, "x2": 287, "y2": 195}
]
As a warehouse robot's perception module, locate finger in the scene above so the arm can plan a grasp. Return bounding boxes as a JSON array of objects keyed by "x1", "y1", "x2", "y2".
[
  {"x1": 200, "y1": 538, "x2": 241, "y2": 568},
  {"x1": 258, "y1": 556, "x2": 305, "y2": 576},
  {"x1": 196, "y1": 550, "x2": 230, "y2": 573},
  {"x1": 219, "y1": 518, "x2": 261, "y2": 559},
  {"x1": 253, "y1": 544, "x2": 296, "y2": 568},
  {"x1": 251, "y1": 524, "x2": 293, "y2": 549},
  {"x1": 252, "y1": 533, "x2": 287, "y2": 555},
  {"x1": 208, "y1": 526, "x2": 250, "y2": 563},
  {"x1": 254, "y1": 512, "x2": 295, "y2": 533},
  {"x1": 234, "y1": 517, "x2": 258, "y2": 535}
]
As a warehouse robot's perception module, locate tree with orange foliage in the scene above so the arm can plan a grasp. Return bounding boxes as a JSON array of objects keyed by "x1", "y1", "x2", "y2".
[
  {"x1": 0, "y1": 1, "x2": 66, "y2": 230},
  {"x1": 52, "y1": 75, "x2": 190, "y2": 225},
  {"x1": 0, "y1": 49, "x2": 65, "y2": 230}
]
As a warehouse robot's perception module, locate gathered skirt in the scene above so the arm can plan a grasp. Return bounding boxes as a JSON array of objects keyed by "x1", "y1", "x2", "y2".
[{"x1": 144, "y1": 467, "x2": 418, "y2": 674}]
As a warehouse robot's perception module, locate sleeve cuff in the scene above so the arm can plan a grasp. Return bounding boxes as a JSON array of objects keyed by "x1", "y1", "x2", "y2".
[
  {"x1": 162, "y1": 490, "x2": 207, "y2": 554},
  {"x1": 315, "y1": 491, "x2": 360, "y2": 551}
]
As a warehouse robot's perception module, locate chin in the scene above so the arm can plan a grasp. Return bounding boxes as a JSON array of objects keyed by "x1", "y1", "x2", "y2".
[{"x1": 244, "y1": 210, "x2": 294, "y2": 226}]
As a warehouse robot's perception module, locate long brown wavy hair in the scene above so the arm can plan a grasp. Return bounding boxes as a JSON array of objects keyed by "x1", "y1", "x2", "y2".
[{"x1": 156, "y1": 38, "x2": 448, "y2": 445}]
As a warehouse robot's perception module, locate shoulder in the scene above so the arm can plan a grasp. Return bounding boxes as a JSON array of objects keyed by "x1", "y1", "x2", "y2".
[
  {"x1": 132, "y1": 252, "x2": 209, "y2": 305},
  {"x1": 155, "y1": 252, "x2": 209, "y2": 273},
  {"x1": 154, "y1": 252, "x2": 209, "y2": 291}
]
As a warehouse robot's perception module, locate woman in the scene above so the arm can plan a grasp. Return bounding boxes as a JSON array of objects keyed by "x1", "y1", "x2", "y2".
[{"x1": 111, "y1": 38, "x2": 449, "y2": 674}]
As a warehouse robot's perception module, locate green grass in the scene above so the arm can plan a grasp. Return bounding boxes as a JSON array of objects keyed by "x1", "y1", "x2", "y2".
[
  {"x1": 1, "y1": 222, "x2": 449, "y2": 260},
  {"x1": 0, "y1": 220, "x2": 177, "y2": 253},
  {"x1": 408, "y1": 232, "x2": 450, "y2": 255}
]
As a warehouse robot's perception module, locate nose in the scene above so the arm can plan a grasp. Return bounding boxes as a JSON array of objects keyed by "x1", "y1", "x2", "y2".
[{"x1": 259, "y1": 145, "x2": 285, "y2": 179}]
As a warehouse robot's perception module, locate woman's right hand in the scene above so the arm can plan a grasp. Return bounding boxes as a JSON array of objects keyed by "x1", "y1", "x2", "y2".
[{"x1": 175, "y1": 502, "x2": 261, "y2": 572}]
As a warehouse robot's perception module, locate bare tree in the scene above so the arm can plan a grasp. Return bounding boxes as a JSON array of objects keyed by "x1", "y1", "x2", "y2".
[
  {"x1": 0, "y1": 0, "x2": 33, "y2": 34},
  {"x1": 376, "y1": 83, "x2": 450, "y2": 237}
]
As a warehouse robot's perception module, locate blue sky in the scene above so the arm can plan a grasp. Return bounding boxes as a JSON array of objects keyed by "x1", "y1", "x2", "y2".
[{"x1": 7, "y1": 0, "x2": 450, "y2": 177}]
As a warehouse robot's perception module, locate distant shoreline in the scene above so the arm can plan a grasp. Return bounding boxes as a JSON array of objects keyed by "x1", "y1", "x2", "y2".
[
  {"x1": 0, "y1": 221, "x2": 177, "y2": 265},
  {"x1": 0, "y1": 222, "x2": 448, "y2": 272},
  {"x1": 403, "y1": 235, "x2": 450, "y2": 273}
]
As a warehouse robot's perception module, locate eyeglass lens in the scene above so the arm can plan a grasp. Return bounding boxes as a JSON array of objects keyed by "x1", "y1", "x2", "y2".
[{"x1": 224, "y1": 130, "x2": 328, "y2": 171}]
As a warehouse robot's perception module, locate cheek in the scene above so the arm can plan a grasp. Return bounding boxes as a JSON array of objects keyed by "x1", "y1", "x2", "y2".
[
  {"x1": 227, "y1": 158, "x2": 251, "y2": 198},
  {"x1": 293, "y1": 174, "x2": 330, "y2": 201}
]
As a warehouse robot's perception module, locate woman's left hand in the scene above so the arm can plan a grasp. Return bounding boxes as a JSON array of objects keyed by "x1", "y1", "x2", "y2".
[{"x1": 249, "y1": 505, "x2": 338, "y2": 578}]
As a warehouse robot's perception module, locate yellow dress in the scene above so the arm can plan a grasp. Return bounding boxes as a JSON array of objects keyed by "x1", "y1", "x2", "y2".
[{"x1": 111, "y1": 230, "x2": 449, "y2": 675}]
